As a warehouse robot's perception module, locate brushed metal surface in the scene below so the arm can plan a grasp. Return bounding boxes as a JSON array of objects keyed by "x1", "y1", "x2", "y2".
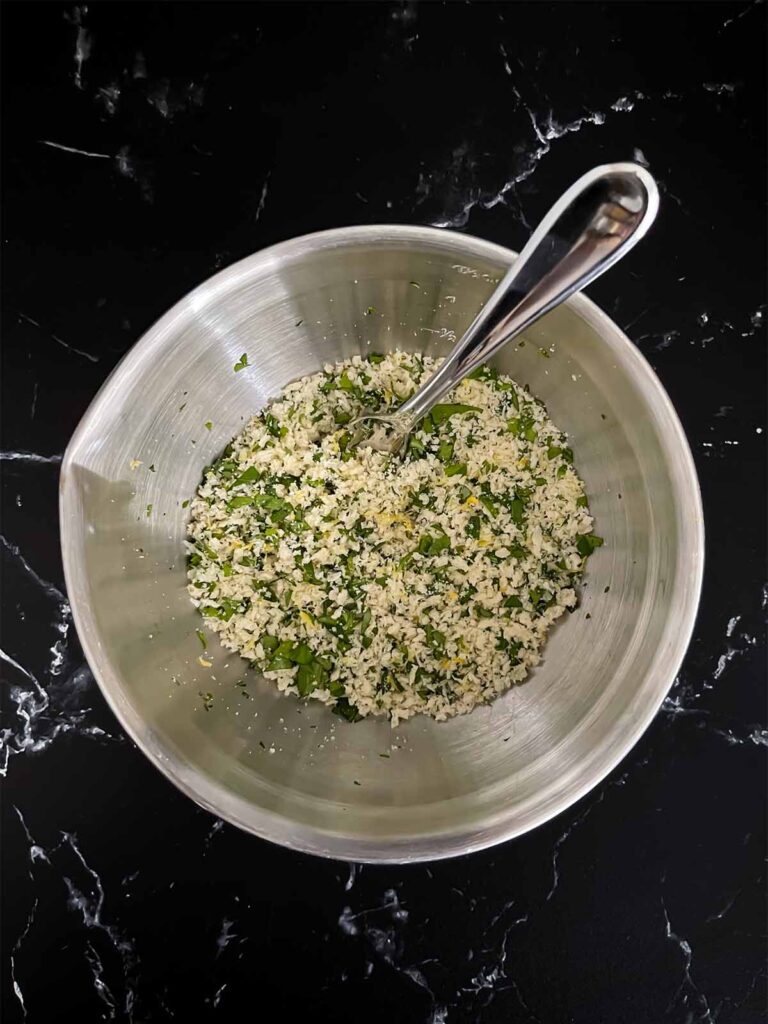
[{"x1": 60, "y1": 225, "x2": 704, "y2": 862}]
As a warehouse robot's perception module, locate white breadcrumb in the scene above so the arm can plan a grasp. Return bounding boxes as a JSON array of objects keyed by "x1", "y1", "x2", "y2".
[{"x1": 186, "y1": 351, "x2": 601, "y2": 725}]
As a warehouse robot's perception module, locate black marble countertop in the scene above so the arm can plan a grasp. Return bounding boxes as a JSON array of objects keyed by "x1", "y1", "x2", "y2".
[{"x1": 2, "y1": 3, "x2": 766, "y2": 1021}]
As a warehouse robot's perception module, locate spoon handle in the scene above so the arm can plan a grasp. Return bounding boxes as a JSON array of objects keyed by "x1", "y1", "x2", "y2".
[{"x1": 398, "y1": 162, "x2": 659, "y2": 424}]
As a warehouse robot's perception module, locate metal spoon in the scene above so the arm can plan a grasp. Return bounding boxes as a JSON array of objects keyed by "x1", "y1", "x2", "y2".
[{"x1": 350, "y1": 161, "x2": 659, "y2": 454}]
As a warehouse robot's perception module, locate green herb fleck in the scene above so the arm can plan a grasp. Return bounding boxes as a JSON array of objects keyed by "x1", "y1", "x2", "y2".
[
  {"x1": 433, "y1": 436, "x2": 454, "y2": 462},
  {"x1": 468, "y1": 364, "x2": 499, "y2": 382},
  {"x1": 263, "y1": 412, "x2": 286, "y2": 438},
  {"x1": 509, "y1": 497, "x2": 525, "y2": 526},
  {"x1": 227, "y1": 495, "x2": 252, "y2": 510},
  {"x1": 430, "y1": 403, "x2": 481, "y2": 427},
  {"x1": 479, "y1": 493, "x2": 498, "y2": 518},
  {"x1": 296, "y1": 660, "x2": 323, "y2": 696},
  {"x1": 301, "y1": 562, "x2": 319, "y2": 584},
  {"x1": 232, "y1": 466, "x2": 262, "y2": 487},
  {"x1": 233, "y1": 353, "x2": 249, "y2": 373},
  {"x1": 423, "y1": 622, "x2": 446, "y2": 653},
  {"x1": 508, "y1": 413, "x2": 537, "y2": 442},
  {"x1": 333, "y1": 698, "x2": 363, "y2": 722},
  {"x1": 576, "y1": 533, "x2": 604, "y2": 557},
  {"x1": 416, "y1": 532, "x2": 451, "y2": 557},
  {"x1": 466, "y1": 515, "x2": 482, "y2": 539}
]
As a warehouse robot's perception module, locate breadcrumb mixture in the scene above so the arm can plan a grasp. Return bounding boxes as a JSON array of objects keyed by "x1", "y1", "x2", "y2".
[{"x1": 186, "y1": 351, "x2": 602, "y2": 724}]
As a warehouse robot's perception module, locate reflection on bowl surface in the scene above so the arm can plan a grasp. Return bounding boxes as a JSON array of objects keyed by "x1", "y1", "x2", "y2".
[{"x1": 60, "y1": 225, "x2": 703, "y2": 862}]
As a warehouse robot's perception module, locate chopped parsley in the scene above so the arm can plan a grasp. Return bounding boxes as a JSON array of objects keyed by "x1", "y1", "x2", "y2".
[
  {"x1": 333, "y1": 698, "x2": 363, "y2": 722},
  {"x1": 428, "y1": 403, "x2": 481, "y2": 428},
  {"x1": 416, "y1": 531, "x2": 451, "y2": 557},
  {"x1": 232, "y1": 466, "x2": 262, "y2": 487},
  {"x1": 577, "y1": 533, "x2": 604, "y2": 557}
]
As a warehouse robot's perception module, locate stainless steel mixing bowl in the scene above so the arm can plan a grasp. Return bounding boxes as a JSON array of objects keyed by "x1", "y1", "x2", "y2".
[{"x1": 60, "y1": 225, "x2": 704, "y2": 862}]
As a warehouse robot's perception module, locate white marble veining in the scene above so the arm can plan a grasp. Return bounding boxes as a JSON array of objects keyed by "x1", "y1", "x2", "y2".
[{"x1": 1, "y1": 4, "x2": 765, "y2": 1019}]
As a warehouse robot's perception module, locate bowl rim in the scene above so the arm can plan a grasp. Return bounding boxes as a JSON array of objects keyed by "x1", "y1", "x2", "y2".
[{"x1": 60, "y1": 223, "x2": 705, "y2": 862}]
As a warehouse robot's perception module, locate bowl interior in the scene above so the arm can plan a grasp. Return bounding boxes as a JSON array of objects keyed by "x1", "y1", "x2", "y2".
[{"x1": 61, "y1": 226, "x2": 703, "y2": 860}]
